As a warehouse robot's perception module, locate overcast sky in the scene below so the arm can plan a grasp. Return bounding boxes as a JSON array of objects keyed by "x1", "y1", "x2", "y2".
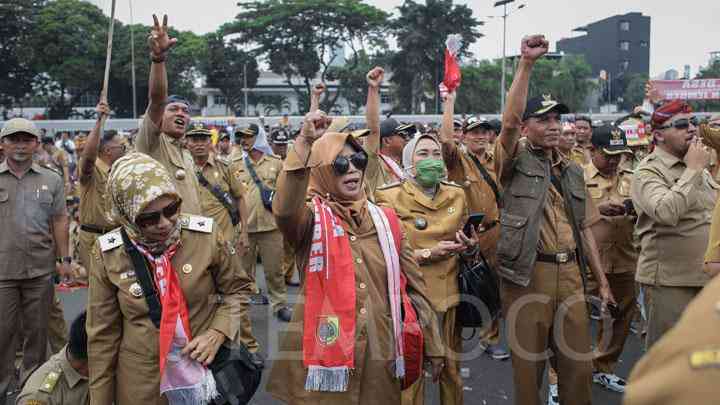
[{"x1": 92, "y1": 0, "x2": 719, "y2": 78}]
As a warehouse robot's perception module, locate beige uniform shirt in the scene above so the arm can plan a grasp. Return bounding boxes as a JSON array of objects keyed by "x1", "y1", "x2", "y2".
[
  {"x1": 631, "y1": 147, "x2": 719, "y2": 287},
  {"x1": 624, "y1": 273, "x2": 720, "y2": 405},
  {"x1": 569, "y1": 146, "x2": 591, "y2": 167},
  {"x1": 16, "y1": 347, "x2": 89, "y2": 405},
  {"x1": 78, "y1": 159, "x2": 114, "y2": 230},
  {"x1": 584, "y1": 163, "x2": 639, "y2": 273},
  {"x1": 229, "y1": 153, "x2": 281, "y2": 233},
  {"x1": 376, "y1": 181, "x2": 468, "y2": 312},
  {"x1": 0, "y1": 163, "x2": 66, "y2": 280},
  {"x1": 364, "y1": 150, "x2": 404, "y2": 200},
  {"x1": 135, "y1": 115, "x2": 202, "y2": 215},
  {"x1": 196, "y1": 155, "x2": 246, "y2": 240}
]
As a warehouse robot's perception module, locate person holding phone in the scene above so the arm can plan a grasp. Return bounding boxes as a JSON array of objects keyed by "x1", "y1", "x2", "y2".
[
  {"x1": 583, "y1": 124, "x2": 637, "y2": 393},
  {"x1": 376, "y1": 133, "x2": 479, "y2": 405}
]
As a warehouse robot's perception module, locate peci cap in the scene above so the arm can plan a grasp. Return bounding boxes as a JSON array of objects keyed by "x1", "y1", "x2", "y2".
[
  {"x1": 464, "y1": 116, "x2": 494, "y2": 133},
  {"x1": 523, "y1": 94, "x2": 570, "y2": 121},
  {"x1": 185, "y1": 122, "x2": 212, "y2": 138},
  {"x1": 591, "y1": 124, "x2": 632, "y2": 156},
  {"x1": 270, "y1": 128, "x2": 290, "y2": 144},
  {"x1": 1, "y1": 118, "x2": 41, "y2": 140}
]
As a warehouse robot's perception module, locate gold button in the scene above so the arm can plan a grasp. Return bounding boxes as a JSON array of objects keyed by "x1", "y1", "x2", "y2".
[
  {"x1": 448, "y1": 207, "x2": 456, "y2": 214},
  {"x1": 355, "y1": 258, "x2": 363, "y2": 264},
  {"x1": 359, "y1": 282, "x2": 367, "y2": 289},
  {"x1": 350, "y1": 235, "x2": 357, "y2": 242},
  {"x1": 182, "y1": 264, "x2": 193, "y2": 274},
  {"x1": 129, "y1": 282, "x2": 143, "y2": 298},
  {"x1": 175, "y1": 169, "x2": 186, "y2": 180},
  {"x1": 360, "y1": 308, "x2": 367, "y2": 315},
  {"x1": 464, "y1": 180, "x2": 471, "y2": 186}
]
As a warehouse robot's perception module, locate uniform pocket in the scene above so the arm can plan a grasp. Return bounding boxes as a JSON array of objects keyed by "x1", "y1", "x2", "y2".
[{"x1": 497, "y1": 213, "x2": 528, "y2": 261}]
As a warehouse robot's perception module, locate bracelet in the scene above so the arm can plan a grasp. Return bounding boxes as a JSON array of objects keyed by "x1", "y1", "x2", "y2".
[{"x1": 151, "y1": 53, "x2": 167, "y2": 63}]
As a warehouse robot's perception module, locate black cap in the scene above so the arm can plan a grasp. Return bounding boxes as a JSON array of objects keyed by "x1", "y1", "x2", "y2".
[
  {"x1": 489, "y1": 119, "x2": 502, "y2": 133},
  {"x1": 591, "y1": 124, "x2": 632, "y2": 155},
  {"x1": 271, "y1": 128, "x2": 289, "y2": 144},
  {"x1": 523, "y1": 94, "x2": 570, "y2": 121},
  {"x1": 380, "y1": 118, "x2": 415, "y2": 139},
  {"x1": 185, "y1": 122, "x2": 211, "y2": 137},
  {"x1": 464, "y1": 116, "x2": 493, "y2": 132},
  {"x1": 219, "y1": 132, "x2": 230, "y2": 141},
  {"x1": 166, "y1": 95, "x2": 190, "y2": 108},
  {"x1": 453, "y1": 119, "x2": 463, "y2": 129},
  {"x1": 235, "y1": 124, "x2": 259, "y2": 137}
]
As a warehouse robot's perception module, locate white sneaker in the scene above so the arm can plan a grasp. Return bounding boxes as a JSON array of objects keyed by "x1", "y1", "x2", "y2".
[
  {"x1": 593, "y1": 372, "x2": 627, "y2": 393},
  {"x1": 547, "y1": 383, "x2": 559, "y2": 405}
]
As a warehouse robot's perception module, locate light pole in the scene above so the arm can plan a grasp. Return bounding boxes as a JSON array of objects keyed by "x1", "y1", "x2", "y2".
[
  {"x1": 492, "y1": 0, "x2": 525, "y2": 113},
  {"x1": 129, "y1": 0, "x2": 137, "y2": 118},
  {"x1": 243, "y1": 62, "x2": 249, "y2": 117}
]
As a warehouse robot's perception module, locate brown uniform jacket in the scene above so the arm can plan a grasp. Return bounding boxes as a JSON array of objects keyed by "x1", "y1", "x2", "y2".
[
  {"x1": 16, "y1": 347, "x2": 88, "y2": 405},
  {"x1": 376, "y1": 180, "x2": 468, "y2": 312},
  {"x1": 266, "y1": 149, "x2": 444, "y2": 405},
  {"x1": 364, "y1": 150, "x2": 404, "y2": 200},
  {"x1": 0, "y1": 162, "x2": 66, "y2": 280},
  {"x1": 135, "y1": 115, "x2": 202, "y2": 215},
  {"x1": 229, "y1": 152, "x2": 281, "y2": 233},
  {"x1": 569, "y1": 146, "x2": 591, "y2": 167},
  {"x1": 86, "y1": 215, "x2": 250, "y2": 405},
  {"x1": 624, "y1": 273, "x2": 720, "y2": 405},
  {"x1": 584, "y1": 163, "x2": 639, "y2": 273},
  {"x1": 196, "y1": 155, "x2": 246, "y2": 240},
  {"x1": 78, "y1": 159, "x2": 114, "y2": 230},
  {"x1": 631, "y1": 147, "x2": 719, "y2": 287}
]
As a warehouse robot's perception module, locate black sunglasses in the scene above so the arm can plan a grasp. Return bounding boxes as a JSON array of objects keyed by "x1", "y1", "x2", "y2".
[
  {"x1": 332, "y1": 151, "x2": 368, "y2": 175},
  {"x1": 135, "y1": 199, "x2": 182, "y2": 228},
  {"x1": 659, "y1": 116, "x2": 699, "y2": 130}
]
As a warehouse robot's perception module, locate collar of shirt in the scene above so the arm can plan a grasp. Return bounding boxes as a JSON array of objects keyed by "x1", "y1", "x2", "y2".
[
  {"x1": 526, "y1": 141, "x2": 565, "y2": 168},
  {"x1": 95, "y1": 158, "x2": 110, "y2": 174},
  {"x1": 468, "y1": 149, "x2": 493, "y2": 166},
  {"x1": 654, "y1": 146, "x2": 686, "y2": 169},
  {"x1": 59, "y1": 347, "x2": 87, "y2": 387},
  {"x1": 0, "y1": 161, "x2": 43, "y2": 176}
]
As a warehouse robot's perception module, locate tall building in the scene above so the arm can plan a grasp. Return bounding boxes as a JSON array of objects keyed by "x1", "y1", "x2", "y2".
[{"x1": 557, "y1": 12, "x2": 650, "y2": 101}]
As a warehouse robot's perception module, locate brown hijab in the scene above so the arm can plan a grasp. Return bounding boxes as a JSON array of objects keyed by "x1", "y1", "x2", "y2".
[{"x1": 307, "y1": 132, "x2": 370, "y2": 231}]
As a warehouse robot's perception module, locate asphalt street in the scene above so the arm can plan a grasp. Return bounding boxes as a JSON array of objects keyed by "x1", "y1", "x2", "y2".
[{"x1": 56, "y1": 264, "x2": 643, "y2": 405}]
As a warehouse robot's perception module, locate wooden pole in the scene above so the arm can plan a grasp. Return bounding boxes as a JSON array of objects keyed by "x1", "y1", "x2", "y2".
[{"x1": 99, "y1": 0, "x2": 117, "y2": 127}]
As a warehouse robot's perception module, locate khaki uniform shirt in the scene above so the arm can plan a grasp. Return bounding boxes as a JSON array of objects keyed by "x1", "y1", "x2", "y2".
[
  {"x1": 569, "y1": 146, "x2": 591, "y2": 166},
  {"x1": 442, "y1": 142, "x2": 501, "y2": 267},
  {"x1": 0, "y1": 162, "x2": 66, "y2": 280},
  {"x1": 229, "y1": 153, "x2": 281, "y2": 233},
  {"x1": 86, "y1": 215, "x2": 250, "y2": 405},
  {"x1": 364, "y1": 150, "x2": 404, "y2": 200},
  {"x1": 267, "y1": 150, "x2": 443, "y2": 405},
  {"x1": 631, "y1": 147, "x2": 719, "y2": 287},
  {"x1": 624, "y1": 273, "x2": 720, "y2": 405},
  {"x1": 584, "y1": 163, "x2": 638, "y2": 273},
  {"x1": 78, "y1": 159, "x2": 114, "y2": 230},
  {"x1": 135, "y1": 115, "x2": 202, "y2": 215},
  {"x1": 375, "y1": 181, "x2": 468, "y2": 312},
  {"x1": 16, "y1": 347, "x2": 88, "y2": 405},
  {"x1": 196, "y1": 155, "x2": 246, "y2": 240}
]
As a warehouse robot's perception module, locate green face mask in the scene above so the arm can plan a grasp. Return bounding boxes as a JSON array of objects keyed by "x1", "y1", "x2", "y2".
[{"x1": 414, "y1": 158, "x2": 445, "y2": 188}]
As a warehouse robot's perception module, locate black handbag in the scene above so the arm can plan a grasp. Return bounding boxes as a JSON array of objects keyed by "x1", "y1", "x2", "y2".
[
  {"x1": 120, "y1": 229, "x2": 262, "y2": 405},
  {"x1": 244, "y1": 155, "x2": 275, "y2": 212},
  {"x1": 456, "y1": 250, "x2": 501, "y2": 328}
]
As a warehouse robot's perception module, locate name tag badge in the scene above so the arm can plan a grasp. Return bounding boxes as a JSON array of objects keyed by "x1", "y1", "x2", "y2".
[{"x1": 120, "y1": 271, "x2": 136, "y2": 280}]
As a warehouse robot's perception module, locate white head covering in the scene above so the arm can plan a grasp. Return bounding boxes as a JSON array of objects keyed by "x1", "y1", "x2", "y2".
[
  {"x1": 402, "y1": 133, "x2": 442, "y2": 179},
  {"x1": 253, "y1": 124, "x2": 275, "y2": 156}
]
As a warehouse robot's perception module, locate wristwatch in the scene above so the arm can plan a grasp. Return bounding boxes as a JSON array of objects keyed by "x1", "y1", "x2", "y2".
[
  {"x1": 421, "y1": 249, "x2": 432, "y2": 261},
  {"x1": 56, "y1": 256, "x2": 72, "y2": 264}
]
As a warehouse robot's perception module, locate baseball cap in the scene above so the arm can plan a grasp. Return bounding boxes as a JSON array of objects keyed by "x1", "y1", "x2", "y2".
[
  {"x1": 0, "y1": 118, "x2": 41, "y2": 140},
  {"x1": 219, "y1": 132, "x2": 231, "y2": 141},
  {"x1": 523, "y1": 94, "x2": 570, "y2": 121},
  {"x1": 380, "y1": 118, "x2": 415, "y2": 139},
  {"x1": 591, "y1": 124, "x2": 632, "y2": 155},
  {"x1": 185, "y1": 122, "x2": 212, "y2": 137},
  {"x1": 453, "y1": 119, "x2": 463, "y2": 129},
  {"x1": 464, "y1": 116, "x2": 494, "y2": 132},
  {"x1": 270, "y1": 128, "x2": 290, "y2": 144},
  {"x1": 235, "y1": 124, "x2": 259, "y2": 138},
  {"x1": 352, "y1": 129, "x2": 371, "y2": 139}
]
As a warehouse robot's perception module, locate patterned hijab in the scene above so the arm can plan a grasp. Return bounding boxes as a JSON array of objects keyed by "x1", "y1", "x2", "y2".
[{"x1": 107, "y1": 153, "x2": 182, "y2": 254}]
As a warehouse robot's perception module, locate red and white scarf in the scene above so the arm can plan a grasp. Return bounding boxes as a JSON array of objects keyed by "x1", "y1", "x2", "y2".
[
  {"x1": 303, "y1": 198, "x2": 405, "y2": 392},
  {"x1": 379, "y1": 153, "x2": 406, "y2": 182},
  {"x1": 135, "y1": 242, "x2": 218, "y2": 404}
]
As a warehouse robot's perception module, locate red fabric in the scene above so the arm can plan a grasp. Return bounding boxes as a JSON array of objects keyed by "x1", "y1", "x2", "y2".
[
  {"x1": 381, "y1": 207, "x2": 424, "y2": 390},
  {"x1": 651, "y1": 100, "x2": 693, "y2": 128},
  {"x1": 302, "y1": 198, "x2": 357, "y2": 371},
  {"x1": 443, "y1": 48, "x2": 462, "y2": 93}
]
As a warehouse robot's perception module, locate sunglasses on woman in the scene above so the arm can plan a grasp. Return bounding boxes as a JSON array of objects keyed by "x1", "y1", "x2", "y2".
[
  {"x1": 135, "y1": 199, "x2": 182, "y2": 228},
  {"x1": 659, "y1": 116, "x2": 699, "y2": 130},
  {"x1": 332, "y1": 151, "x2": 368, "y2": 175}
]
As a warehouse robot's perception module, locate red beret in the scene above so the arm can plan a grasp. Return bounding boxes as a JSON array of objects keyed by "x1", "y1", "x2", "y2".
[{"x1": 651, "y1": 100, "x2": 692, "y2": 129}]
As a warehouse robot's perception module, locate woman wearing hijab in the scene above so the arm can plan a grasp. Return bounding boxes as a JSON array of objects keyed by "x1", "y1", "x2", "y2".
[
  {"x1": 86, "y1": 153, "x2": 250, "y2": 405},
  {"x1": 266, "y1": 112, "x2": 444, "y2": 404},
  {"x1": 376, "y1": 134, "x2": 479, "y2": 405}
]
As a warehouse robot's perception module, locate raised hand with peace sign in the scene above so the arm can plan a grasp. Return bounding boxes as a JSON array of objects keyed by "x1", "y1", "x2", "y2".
[{"x1": 147, "y1": 14, "x2": 178, "y2": 63}]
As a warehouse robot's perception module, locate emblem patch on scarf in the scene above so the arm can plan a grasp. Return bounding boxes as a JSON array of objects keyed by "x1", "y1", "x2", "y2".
[{"x1": 317, "y1": 316, "x2": 340, "y2": 346}]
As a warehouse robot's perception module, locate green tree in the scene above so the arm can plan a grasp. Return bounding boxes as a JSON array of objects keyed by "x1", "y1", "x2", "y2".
[
  {"x1": 201, "y1": 32, "x2": 259, "y2": 116},
  {"x1": 390, "y1": 0, "x2": 483, "y2": 114},
  {"x1": 326, "y1": 50, "x2": 391, "y2": 114},
  {"x1": 620, "y1": 73, "x2": 649, "y2": 112},
  {"x1": 692, "y1": 60, "x2": 720, "y2": 112},
  {"x1": 226, "y1": 0, "x2": 389, "y2": 114},
  {"x1": 524, "y1": 54, "x2": 597, "y2": 112},
  {"x1": 0, "y1": 0, "x2": 45, "y2": 115},
  {"x1": 455, "y1": 60, "x2": 502, "y2": 114}
]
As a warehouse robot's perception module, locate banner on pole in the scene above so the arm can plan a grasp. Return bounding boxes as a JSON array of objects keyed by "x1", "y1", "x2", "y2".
[{"x1": 652, "y1": 79, "x2": 720, "y2": 101}]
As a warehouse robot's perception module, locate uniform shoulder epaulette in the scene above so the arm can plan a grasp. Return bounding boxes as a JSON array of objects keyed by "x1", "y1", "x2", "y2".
[
  {"x1": 267, "y1": 154, "x2": 282, "y2": 160},
  {"x1": 377, "y1": 181, "x2": 404, "y2": 191},
  {"x1": 441, "y1": 180, "x2": 464, "y2": 188},
  {"x1": 99, "y1": 229, "x2": 123, "y2": 252},
  {"x1": 38, "y1": 368, "x2": 62, "y2": 394},
  {"x1": 179, "y1": 214, "x2": 214, "y2": 233}
]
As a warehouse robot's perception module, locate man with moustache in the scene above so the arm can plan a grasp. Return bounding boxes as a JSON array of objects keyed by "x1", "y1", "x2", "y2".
[
  {"x1": 134, "y1": 14, "x2": 202, "y2": 214},
  {"x1": 631, "y1": 100, "x2": 717, "y2": 349}
]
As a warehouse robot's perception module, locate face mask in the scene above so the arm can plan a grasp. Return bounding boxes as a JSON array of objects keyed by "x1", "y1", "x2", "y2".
[{"x1": 414, "y1": 158, "x2": 445, "y2": 188}]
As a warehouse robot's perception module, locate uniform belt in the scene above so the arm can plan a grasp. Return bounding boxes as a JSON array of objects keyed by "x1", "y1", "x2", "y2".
[
  {"x1": 80, "y1": 224, "x2": 112, "y2": 234},
  {"x1": 536, "y1": 251, "x2": 576, "y2": 264}
]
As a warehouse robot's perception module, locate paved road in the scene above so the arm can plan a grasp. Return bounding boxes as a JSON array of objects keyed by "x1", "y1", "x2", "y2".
[{"x1": 56, "y1": 264, "x2": 643, "y2": 405}]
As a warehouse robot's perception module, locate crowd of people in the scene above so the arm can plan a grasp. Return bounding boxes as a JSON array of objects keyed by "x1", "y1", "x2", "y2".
[{"x1": 2, "y1": 14, "x2": 720, "y2": 405}]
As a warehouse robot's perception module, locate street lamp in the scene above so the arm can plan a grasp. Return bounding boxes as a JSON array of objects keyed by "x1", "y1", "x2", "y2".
[
  {"x1": 129, "y1": 0, "x2": 137, "y2": 119},
  {"x1": 492, "y1": 0, "x2": 526, "y2": 114}
]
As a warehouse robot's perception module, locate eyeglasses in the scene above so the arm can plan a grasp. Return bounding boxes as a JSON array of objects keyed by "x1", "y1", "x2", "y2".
[
  {"x1": 659, "y1": 116, "x2": 699, "y2": 130},
  {"x1": 135, "y1": 199, "x2": 182, "y2": 228},
  {"x1": 332, "y1": 151, "x2": 368, "y2": 175}
]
